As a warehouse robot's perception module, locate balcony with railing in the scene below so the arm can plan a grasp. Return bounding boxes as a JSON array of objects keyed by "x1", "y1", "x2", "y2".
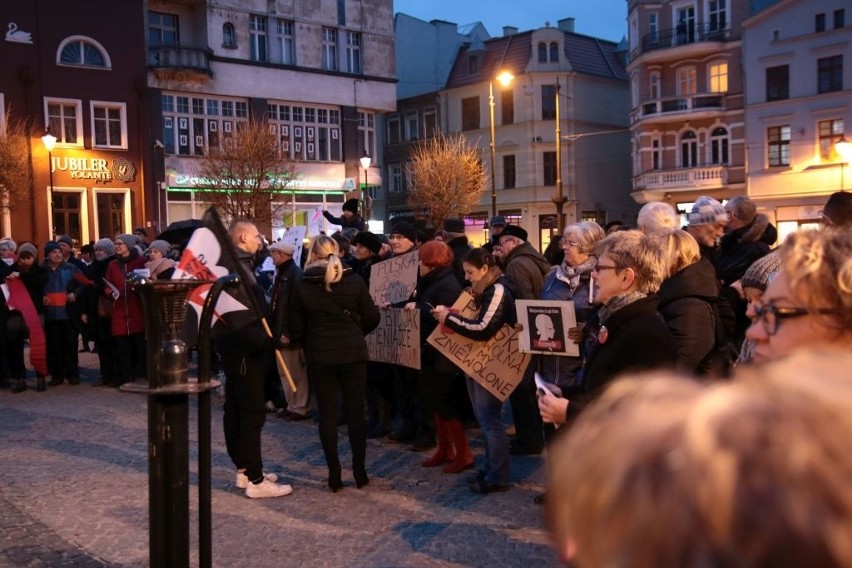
[
  {"x1": 633, "y1": 165, "x2": 728, "y2": 192},
  {"x1": 148, "y1": 45, "x2": 213, "y2": 79},
  {"x1": 631, "y1": 23, "x2": 730, "y2": 61},
  {"x1": 633, "y1": 92, "x2": 725, "y2": 124}
]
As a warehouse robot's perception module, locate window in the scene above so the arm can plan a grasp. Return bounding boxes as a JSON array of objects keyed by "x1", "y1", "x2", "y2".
[
  {"x1": 268, "y1": 102, "x2": 341, "y2": 162},
  {"x1": 57, "y1": 36, "x2": 110, "y2": 68},
  {"x1": 45, "y1": 98, "x2": 82, "y2": 146},
  {"x1": 677, "y1": 66, "x2": 697, "y2": 96},
  {"x1": 148, "y1": 11, "x2": 178, "y2": 45},
  {"x1": 346, "y1": 31, "x2": 362, "y2": 74},
  {"x1": 818, "y1": 55, "x2": 843, "y2": 93},
  {"x1": 541, "y1": 85, "x2": 557, "y2": 120},
  {"x1": 387, "y1": 115, "x2": 401, "y2": 144},
  {"x1": 538, "y1": 42, "x2": 547, "y2": 63},
  {"x1": 816, "y1": 13, "x2": 826, "y2": 32},
  {"x1": 404, "y1": 111, "x2": 419, "y2": 141},
  {"x1": 708, "y1": 0, "x2": 727, "y2": 31},
  {"x1": 503, "y1": 155, "x2": 516, "y2": 189},
  {"x1": 423, "y1": 107, "x2": 438, "y2": 138},
  {"x1": 222, "y1": 23, "x2": 236, "y2": 48},
  {"x1": 709, "y1": 62, "x2": 728, "y2": 93},
  {"x1": 549, "y1": 42, "x2": 559, "y2": 62},
  {"x1": 501, "y1": 89, "x2": 514, "y2": 125},
  {"x1": 358, "y1": 111, "x2": 375, "y2": 158},
  {"x1": 468, "y1": 54, "x2": 479, "y2": 75},
  {"x1": 766, "y1": 65, "x2": 789, "y2": 101},
  {"x1": 835, "y1": 9, "x2": 845, "y2": 28},
  {"x1": 389, "y1": 164, "x2": 404, "y2": 193},
  {"x1": 710, "y1": 126, "x2": 729, "y2": 164},
  {"x1": 680, "y1": 130, "x2": 698, "y2": 168},
  {"x1": 277, "y1": 20, "x2": 294, "y2": 64},
  {"x1": 91, "y1": 102, "x2": 127, "y2": 149},
  {"x1": 322, "y1": 28, "x2": 337, "y2": 71},
  {"x1": 651, "y1": 138, "x2": 662, "y2": 170},
  {"x1": 767, "y1": 125, "x2": 791, "y2": 167},
  {"x1": 249, "y1": 15, "x2": 267, "y2": 62},
  {"x1": 648, "y1": 13, "x2": 659, "y2": 42},
  {"x1": 461, "y1": 97, "x2": 480, "y2": 130},
  {"x1": 649, "y1": 71, "x2": 661, "y2": 99},
  {"x1": 543, "y1": 152, "x2": 557, "y2": 185},
  {"x1": 161, "y1": 93, "x2": 249, "y2": 156},
  {"x1": 819, "y1": 119, "x2": 844, "y2": 161}
]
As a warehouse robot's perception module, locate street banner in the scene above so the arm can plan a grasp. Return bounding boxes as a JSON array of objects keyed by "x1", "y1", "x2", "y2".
[
  {"x1": 366, "y1": 307, "x2": 420, "y2": 369},
  {"x1": 515, "y1": 299, "x2": 579, "y2": 356},
  {"x1": 368, "y1": 250, "x2": 419, "y2": 305},
  {"x1": 426, "y1": 291, "x2": 531, "y2": 402},
  {"x1": 3, "y1": 278, "x2": 47, "y2": 376}
]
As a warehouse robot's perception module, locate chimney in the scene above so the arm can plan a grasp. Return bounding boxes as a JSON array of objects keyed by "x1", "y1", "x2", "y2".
[
  {"x1": 558, "y1": 17, "x2": 575, "y2": 33},
  {"x1": 503, "y1": 26, "x2": 518, "y2": 36}
]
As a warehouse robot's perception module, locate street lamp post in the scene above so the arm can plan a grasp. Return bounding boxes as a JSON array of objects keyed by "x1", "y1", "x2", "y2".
[
  {"x1": 41, "y1": 129, "x2": 57, "y2": 238},
  {"x1": 552, "y1": 79, "x2": 568, "y2": 234},
  {"x1": 360, "y1": 151, "x2": 372, "y2": 221},
  {"x1": 836, "y1": 135, "x2": 852, "y2": 190},
  {"x1": 488, "y1": 71, "x2": 514, "y2": 218}
]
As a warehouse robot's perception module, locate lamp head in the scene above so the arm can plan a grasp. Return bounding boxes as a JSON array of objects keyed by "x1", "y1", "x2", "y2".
[
  {"x1": 496, "y1": 71, "x2": 514, "y2": 87},
  {"x1": 360, "y1": 151, "x2": 372, "y2": 170},
  {"x1": 835, "y1": 135, "x2": 852, "y2": 163},
  {"x1": 41, "y1": 130, "x2": 57, "y2": 152}
]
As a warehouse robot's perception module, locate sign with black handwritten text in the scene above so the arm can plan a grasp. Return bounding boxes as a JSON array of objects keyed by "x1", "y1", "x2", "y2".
[
  {"x1": 368, "y1": 250, "x2": 419, "y2": 305},
  {"x1": 366, "y1": 308, "x2": 420, "y2": 369}
]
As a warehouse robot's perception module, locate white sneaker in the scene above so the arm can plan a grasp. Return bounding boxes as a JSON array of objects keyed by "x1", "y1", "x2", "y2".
[
  {"x1": 245, "y1": 478, "x2": 293, "y2": 499},
  {"x1": 236, "y1": 471, "x2": 279, "y2": 489}
]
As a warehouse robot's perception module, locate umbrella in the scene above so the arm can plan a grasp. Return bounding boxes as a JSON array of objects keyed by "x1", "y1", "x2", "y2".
[{"x1": 156, "y1": 218, "x2": 203, "y2": 247}]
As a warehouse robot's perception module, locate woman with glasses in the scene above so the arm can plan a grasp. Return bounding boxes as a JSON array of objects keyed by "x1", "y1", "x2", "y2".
[{"x1": 745, "y1": 228, "x2": 852, "y2": 363}]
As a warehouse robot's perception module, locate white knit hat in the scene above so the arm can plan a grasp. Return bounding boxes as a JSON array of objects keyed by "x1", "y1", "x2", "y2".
[{"x1": 688, "y1": 196, "x2": 728, "y2": 226}]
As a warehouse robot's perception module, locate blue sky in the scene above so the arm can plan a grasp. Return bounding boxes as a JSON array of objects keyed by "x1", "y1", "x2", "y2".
[{"x1": 393, "y1": 0, "x2": 628, "y2": 42}]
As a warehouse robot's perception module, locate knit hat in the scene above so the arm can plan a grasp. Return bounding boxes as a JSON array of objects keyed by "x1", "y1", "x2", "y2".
[
  {"x1": 342, "y1": 198, "x2": 359, "y2": 214},
  {"x1": 57, "y1": 234, "x2": 74, "y2": 247},
  {"x1": 501, "y1": 224, "x2": 528, "y2": 242},
  {"x1": 17, "y1": 242, "x2": 37, "y2": 258},
  {"x1": 489, "y1": 215, "x2": 506, "y2": 228},
  {"x1": 353, "y1": 231, "x2": 382, "y2": 255},
  {"x1": 442, "y1": 218, "x2": 465, "y2": 234},
  {"x1": 94, "y1": 238, "x2": 115, "y2": 255},
  {"x1": 44, "y1": 241, "x2": 61, "y2": 255},
  {"x1": 268, "y1": 240, "x2": 296, "y2": 255},
  {"x1": 116, "y1": 234, "x2": 139, "y2": 249},
  {"x1": 0, "y1": 238, "x2": 16, "y2": 252},
  {"x1": 688, "y1": 196, "x2": 728, "y2": 226},
  {"x1": 148, "y1": 239, "x2": 171, "y2": 257},
  {"x1": 390, "y1": 222, "x2": 417, "y2": 243},
  {"x1": 741, "y1": 250, "x2": 781, "y2": 292},
  {"x1": 133, "y1": 227, "x2": 148, "y2": 238}
]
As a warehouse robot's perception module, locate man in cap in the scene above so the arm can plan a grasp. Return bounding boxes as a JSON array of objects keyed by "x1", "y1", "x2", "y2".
[
  {"x1": 350, "y1": 231, "x2": 383, "y2": 284},
  {"x1": 483, "y1": 215, "x2": 506, "y2": 253},
  {"x1": 441, "y1": 218, "x2": 472, "y2": 287},
  {"x1": 323, "y1": 198, "x2": 366, "y2": 231}
]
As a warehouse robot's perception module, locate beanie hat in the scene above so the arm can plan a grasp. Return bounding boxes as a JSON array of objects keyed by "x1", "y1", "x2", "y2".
[
  {"x1": 268, "y1": 240, "x2": 296, "y2": 255},
  {"x1": 116, "y1": 234, "x2": 139, "y2": 249},
  {"x1": 353, "y1": 231, "x2": 382, "y2": 255},
  {"x1": 489, "y1": 215, "x2": 506, "y2": 228},
  {"x1": 741, "y1": 250, "x2": 781, "y2": 292},
  {"x1": 80, "y1": 244, "x2": 95, "y2": 254},
  {"x1": 342, "y1": 198, "x2": 360, "y2": 214},
  {"x1": 44, "y1": 241, "x2": 61, "y2": 255},
  {"x1": 17, "y1": 242, "x2": 37, "y2": 258},
  {"x1": 148, "y1": 239, "x2": 171, "y2": 257},
  {"x1": 688, "y1": 196, "x2": 728, "y2": 226},
  {"x1": 57, "y1": 234, "x2": 74, "y2": 247},
  {"x1": 94, "y1": 238, "x2": 115, "y2": 255},
  {"x1": 0, "y1": 238, "x2": 16, "y2": 252},
  {"x1": 501, "y1": 224, "x2": 528, "y2": 242},
  {"x1": 134, "y1": 227, "x2": 148, "y2": 237},
  {"x1": 390, "y1": 222, "x2": 417, "y2": 243},
  {"x1": 442, "y1": 218, "x2": 465, "y2": 234}
]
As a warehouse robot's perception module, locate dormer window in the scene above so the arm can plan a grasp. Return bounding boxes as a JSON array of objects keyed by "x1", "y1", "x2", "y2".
[
  {"x1": 549, "y1": 42, "x2": 559, "y2": 62},
  {"x1": 57, "y1": 36, "x2": 111, "y2": 69},
  {"x1": 468, "y1": 53, "x2": 480, "y2": 75},
  {"x1": 538, "y1": 42, "x2": 547, "y2": 62}
]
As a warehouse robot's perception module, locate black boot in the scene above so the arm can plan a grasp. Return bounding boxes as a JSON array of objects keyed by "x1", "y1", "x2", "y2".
[
  {"x1": 12, "y1": 378, "x2": 27, "y2": 393},
  {"x1": 328, "y1": 466, "x2": 343, "y2": 493}
]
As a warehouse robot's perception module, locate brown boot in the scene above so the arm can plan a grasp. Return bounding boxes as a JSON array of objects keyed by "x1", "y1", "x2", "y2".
[
  {"x1": 421, "y1": 415, "x2": 454, "y2": 467},
  {"x1": 442, "y1": 419, "x2": 474, "y2": 474}
]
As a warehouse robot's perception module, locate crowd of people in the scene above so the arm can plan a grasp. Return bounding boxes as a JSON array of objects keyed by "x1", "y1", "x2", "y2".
[{"x1": 2, "y1": 190, "x2": 851, "y2": 561}]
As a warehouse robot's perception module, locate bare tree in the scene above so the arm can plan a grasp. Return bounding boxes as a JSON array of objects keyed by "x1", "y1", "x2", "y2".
[
  {"x1": 0, "y1": 111, "x2": 34, "y2": 216},
  {"x1": 193, "y1": 118, "x2": 298, "y2": 234},
  {"x1": 406, "y1": 133, "x2": 486, "y2": 229}
]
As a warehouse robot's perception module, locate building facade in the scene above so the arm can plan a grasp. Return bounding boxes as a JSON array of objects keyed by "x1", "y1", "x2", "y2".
[
  {"x1": 627, "y1": 0, "x2": 748, "y2": 217},
  {"x1": 742, "y1": 0, "x2": 850, "y2": 241}
]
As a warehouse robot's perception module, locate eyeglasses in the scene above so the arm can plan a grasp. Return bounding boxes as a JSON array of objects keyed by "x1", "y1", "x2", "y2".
[
  {"x1": 563, "y1": 240, "x2": 580, "y2": 248},
  {"x1": 753, "y1": 303, "x2": 841, "y2": 336},
  {"x1": 592, "y1": 264, "x2": 619, "y2": 273},
  {"x1": 114, "y1": 241, "x2": 127, "y2": 247},
  {"x1": 498, "y1": 237, "x2": 517, "y2": 247}
]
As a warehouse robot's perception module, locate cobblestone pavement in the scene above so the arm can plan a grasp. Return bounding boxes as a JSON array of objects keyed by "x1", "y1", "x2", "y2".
[{"x1": 0, "y1": 352, "x2": 555, "y2": 567}]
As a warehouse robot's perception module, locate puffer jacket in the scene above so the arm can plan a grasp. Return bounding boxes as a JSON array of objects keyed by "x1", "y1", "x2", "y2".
[
  {"x1": 105, "y1": 250, "x2": 146, "y2": 336},
  {"x1": 717, "y1": 214, "x2": 777, "y2": 286},
  {"x1": 443, "y1": 274, "x2": 517, "y2": 341},
  {"x1": 503, "y1": 242, "x2": 550, "y2": 300},
  {"x1": 43, "y1": 261, "x2": 91, "y2": 321}
]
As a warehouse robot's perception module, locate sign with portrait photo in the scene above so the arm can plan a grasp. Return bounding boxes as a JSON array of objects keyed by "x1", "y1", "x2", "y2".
[{"x1": 515, "y1": 300, "x2": 579, "y2": 357}]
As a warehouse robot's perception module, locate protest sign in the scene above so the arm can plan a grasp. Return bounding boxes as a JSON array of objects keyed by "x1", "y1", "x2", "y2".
[
  {"x1": 366, "y1": 307, "x2": 420, "y2": 369},
  {"x1": 282, "y1": 225, "x2": 306, "y2": 266},
  {"x1": 516, "y1": 299, "x2": 579, "y2": 356},
  {"x1": 426, "y1": 292, "x2": 530, "y2": 402},
  {"x1": 368, "y1": 250, "x2": 419, "y2": 305}
]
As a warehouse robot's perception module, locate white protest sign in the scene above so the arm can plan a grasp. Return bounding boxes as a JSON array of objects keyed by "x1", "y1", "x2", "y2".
[
  {"x1": 368, "y1": 250, "x2": 419, "y2": 305},
  {"x1": 426, "y1": 291, "x2": 531, "y2": 402},
  {"x1": 282, "y1": 226, "x2": 306, "y2": 266},
  {"x1": 366, "y1": 307, "x2": 421, "y2": 369},
  {"x1": 516, "y1": 299, "x2": 579, "y2": 356}
]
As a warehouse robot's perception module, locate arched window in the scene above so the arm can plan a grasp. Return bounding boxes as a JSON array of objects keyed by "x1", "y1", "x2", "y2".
[
  {"x1": 57, "y1": 36, "x2": 111, "y2": 69},
  {"x1": 538, "y1": 42, "x2": 547, "y2": 63},
  {"x1": 223, "y1": 23, "x2": 236, "y2": 48},
  {"x1": 710, "y1": 126, "x2": 729, "y2": 164},
  {"x1": 680, "y1": 130, "x2": 698, "y2": 168},
  {"x1": 549, "y1": 41, "x2": 559, "y2": 62}
]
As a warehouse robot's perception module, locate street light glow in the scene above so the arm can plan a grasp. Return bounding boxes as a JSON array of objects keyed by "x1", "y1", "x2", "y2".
[
  {"x1": 41, "y1": 130, "x2": 57, "y2": 152},
  {"x1": 496, "y1": 71, "x2": 514, "y2": 87}
]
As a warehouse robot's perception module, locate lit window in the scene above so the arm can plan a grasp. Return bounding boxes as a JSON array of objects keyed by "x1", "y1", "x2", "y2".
[
  {"x1": 45, "y1": 98, "x2": 83, "y2": 146},
  {"x1": 709, "y1": 62, "x2": 728, "y2": 93}
]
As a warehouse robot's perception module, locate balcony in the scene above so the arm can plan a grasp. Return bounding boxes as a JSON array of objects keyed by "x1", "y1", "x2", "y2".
[
  {"x1": 633, "y1": 93, "x2": 725, "y2": 124},
  {"x1": 148, "y1": 45, "x2": 213, "y2": 80},
  {"x1": 631, "y1": 23, "x2": 730, "y2": 63},
  {"x1": 633, "y1": 166, "x2": 728, "y2": 192}
]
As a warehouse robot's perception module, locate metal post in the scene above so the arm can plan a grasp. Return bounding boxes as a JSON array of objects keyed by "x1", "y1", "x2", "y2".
[
  {"x1": 489, "y1": 80, "x2": 497, "y2": 218},
  {"x1": 552, "y1": 79, "x2": 568, "y2": 234},
  {"x1": 47, "y1": 151, "x2": 55, "y2": 237}
]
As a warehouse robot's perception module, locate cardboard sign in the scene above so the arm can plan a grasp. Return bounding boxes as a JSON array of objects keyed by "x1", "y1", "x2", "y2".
[
  {"x1": 368, "y1": 250, "x2": 419, "y2": 305},
  {"x1": 426, "y1": 292, "x2": 531, "y2": 402},
  {"x1": 282, "y1": 226, "x2": 306, "y2": 267},
  {"x1": 366, "y1": 307, "x2": 421, "y2": 369},
  {"x1": 516, "y1": 299, "x2": 579, "y2": 357}
]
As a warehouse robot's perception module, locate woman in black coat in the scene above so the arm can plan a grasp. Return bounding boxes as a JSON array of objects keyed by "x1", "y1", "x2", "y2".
[{"x1": 288, "y1": 235, "x2": 380, "y2": 492}]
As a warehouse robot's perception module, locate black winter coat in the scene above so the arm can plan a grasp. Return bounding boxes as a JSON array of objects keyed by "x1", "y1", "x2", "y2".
[
  {"x1": 322, "y1": 210, "x2": 366, "y2": 231},
  {"x1": 410, "y1": 266, "x2": 462, "y2": 374},
  {"x1": 444, "y1": 275, "x2": 517, "y2": 341},
  {"x1": 445, "y1": 236, "x2": 472, "y2": 288},
  {"x1": 288, "y1": 266, "x2": 380, "y2": 367},
  {"x1": 717, "y1": 214, "x2": 777, "y2": 286},
  {"x1": 270, "y1": 258, "x2": 302, "y2": 339}
]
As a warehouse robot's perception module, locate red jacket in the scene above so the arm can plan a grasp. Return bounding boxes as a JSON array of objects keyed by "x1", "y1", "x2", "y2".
[{"x1": 105, "y1": 251, "x2": 147, "y2": 336}]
